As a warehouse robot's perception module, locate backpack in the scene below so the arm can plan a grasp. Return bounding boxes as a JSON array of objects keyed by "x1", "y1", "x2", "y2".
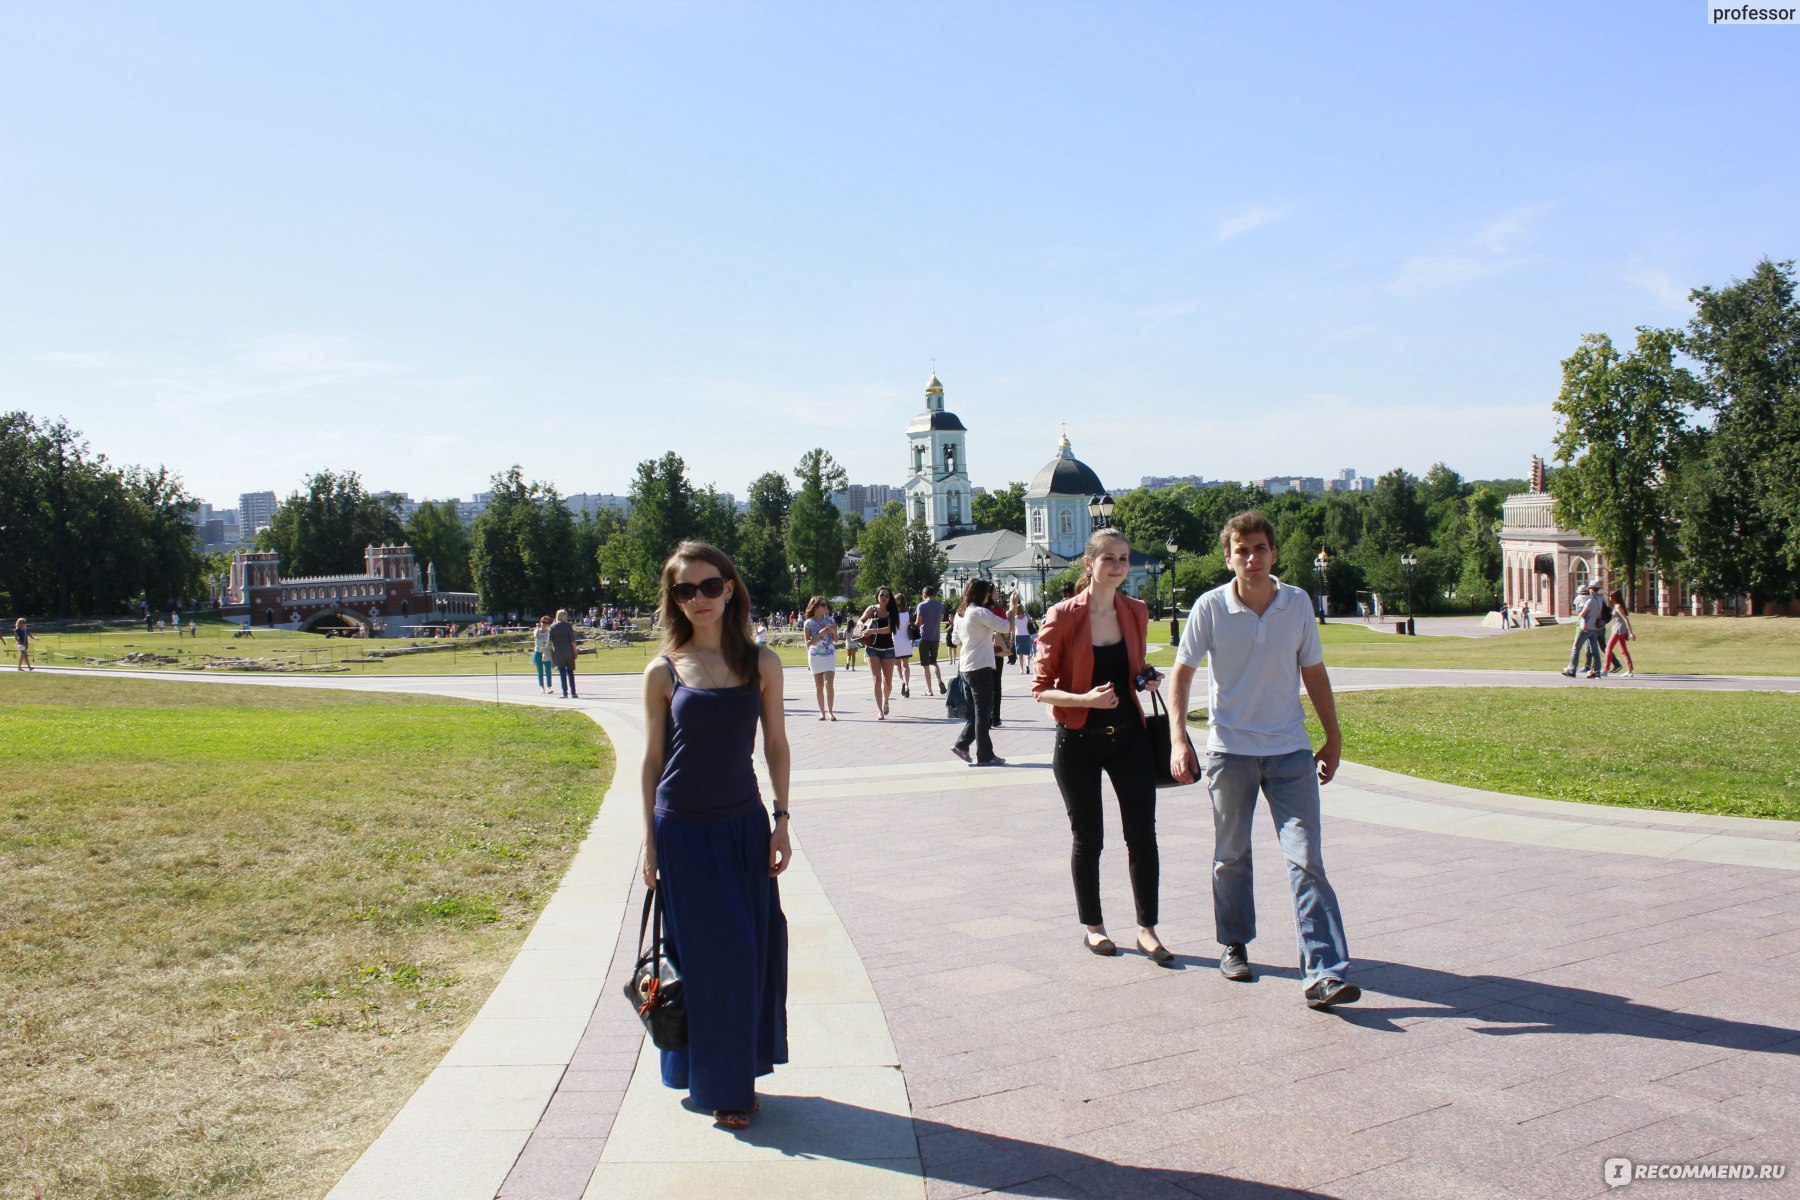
[
  {"x1": 1598, "y1": 600, "x2": 1613, "y2": 625},
  {"x1": 945, "y1": 672, "x2": 971, "y2": 721}
]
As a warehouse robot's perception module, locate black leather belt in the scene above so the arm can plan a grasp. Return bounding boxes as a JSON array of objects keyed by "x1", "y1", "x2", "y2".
[{"x1": 1059, "y1": 722, "x2": 1133, "y2": 739}]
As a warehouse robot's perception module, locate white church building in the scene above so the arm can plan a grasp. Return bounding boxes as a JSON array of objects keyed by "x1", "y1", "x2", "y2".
[{"x1": 902, "y1": 374, "x2": 1150, "y2": 609}]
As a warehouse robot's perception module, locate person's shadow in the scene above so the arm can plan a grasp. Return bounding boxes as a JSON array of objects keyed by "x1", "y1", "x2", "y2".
[
  {"x1": 1311, "y1": 958, "x2": 1800, "y2": 1053},
  {"x1": 731, "y1": 1096, "x2": 1330, "y2": 1199}
]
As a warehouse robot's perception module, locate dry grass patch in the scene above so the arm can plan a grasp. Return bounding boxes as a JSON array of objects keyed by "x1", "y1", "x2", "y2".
[{"x1": 0, "y1": 675, "x2": 612, "y2": 1200}]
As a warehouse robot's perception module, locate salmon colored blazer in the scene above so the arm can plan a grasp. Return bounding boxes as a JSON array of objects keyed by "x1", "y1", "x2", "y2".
[{"x1": 1030, "y1": 589, "x2": 1151, "y2": 730}]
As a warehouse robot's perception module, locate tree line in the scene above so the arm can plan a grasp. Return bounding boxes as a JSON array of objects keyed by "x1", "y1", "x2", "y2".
[
  {"x1": 0, "y1": 412, "x2": 203, "y2": 617},
  {"x1": 1552, "y1": 257, "x2": 1800, "y2": 612}
]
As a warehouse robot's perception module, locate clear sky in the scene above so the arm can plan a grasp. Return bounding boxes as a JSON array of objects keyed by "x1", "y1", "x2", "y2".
[{"x1": 3, "y1": 1, "x2": 1795, "y2": 510}]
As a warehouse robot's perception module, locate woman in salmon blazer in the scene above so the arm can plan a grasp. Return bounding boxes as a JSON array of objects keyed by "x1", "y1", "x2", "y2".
[{"x1": 1031, "y1": 528, "x2": 1170, "y2": 963}]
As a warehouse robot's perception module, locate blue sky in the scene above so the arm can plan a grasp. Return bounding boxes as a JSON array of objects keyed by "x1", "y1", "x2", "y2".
[{"x1": 3, "y1": 1, "x2": 1795, "y2": 509}]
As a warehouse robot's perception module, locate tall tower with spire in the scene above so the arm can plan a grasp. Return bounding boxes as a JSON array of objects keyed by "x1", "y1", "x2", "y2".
[{"x1": 903, "y1": 373, "x2": 972, "y2": 541}]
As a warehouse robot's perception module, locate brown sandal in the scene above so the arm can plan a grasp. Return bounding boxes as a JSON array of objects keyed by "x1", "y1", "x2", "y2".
[{"x1": 713, "y1": 1098, "x2": 761, "y2": 1129}]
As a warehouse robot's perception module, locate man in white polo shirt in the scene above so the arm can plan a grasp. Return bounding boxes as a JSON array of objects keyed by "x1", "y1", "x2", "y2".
[{"x1": 1170, "y1": 510, "x2": 1358, "y2": 1009}]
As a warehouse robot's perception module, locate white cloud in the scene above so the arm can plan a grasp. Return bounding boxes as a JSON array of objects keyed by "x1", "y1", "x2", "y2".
[
  {"x1": 1390, "y1": 203, "x2": 1553, "y2": 296},
  {"x1": 1474, "y1": 203, "x2": 1554, "y2": 254},
  {"x1": 1626, "y1": 266, "x2": 1689, "y2": 309},
  {"x1": 1213, "y1": 205, "x2": 1293, "y2": 244}
]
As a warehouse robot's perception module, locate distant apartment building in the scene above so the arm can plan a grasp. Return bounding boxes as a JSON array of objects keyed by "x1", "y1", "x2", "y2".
[
  {"x1": 1140, "y1": 473, "x2": 1219, "y2": 490},
  {"x1": 1255, "y1": 476, "x2": 1327, "y2": 495},
  {"x1": 566, "y1": 492, "x2": 633, "y2": 520},
  {"x1": 376, "y1": 491, "x2": 419, "y2": 523},
  {"x1": 829, "y1": 483, "x2": 905, "y2": 520},
  {"x1": 238, "y1": 490, "x2": 278, "y2": 537},
  {"x1": 1325, "y1": 468, "x2": 1375, "y2": 493}
]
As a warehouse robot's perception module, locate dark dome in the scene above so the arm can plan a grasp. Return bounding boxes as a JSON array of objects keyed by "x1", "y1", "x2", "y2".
[
  {"x1": 907, "y1": 410, "x2": 967, "y2": 433},
  {"x1": 1027, "y1": 453, "x2": 1104, "y2": 499}
]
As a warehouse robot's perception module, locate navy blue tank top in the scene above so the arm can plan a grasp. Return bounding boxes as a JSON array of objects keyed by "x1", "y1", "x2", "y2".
[{"x1": 654, "y1": 655, "x2": 764, "y2": 821}]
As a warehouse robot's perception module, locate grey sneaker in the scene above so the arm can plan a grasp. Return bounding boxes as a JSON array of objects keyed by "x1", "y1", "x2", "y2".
[
  {"x1": 1218, "y1": 943, "x2": 1252, "y2": 982},
  {"x1": 972, "y1": 756, "x2": 1007, "y2": 767},
  {"x1": 950, "y1": 745, "x2": 972, "y2": 763},
  {"x1": 1304, "y1": 978, "x2": 1361, "y2": 1009}
]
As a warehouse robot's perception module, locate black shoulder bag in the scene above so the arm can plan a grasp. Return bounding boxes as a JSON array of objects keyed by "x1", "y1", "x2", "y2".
[
  {"x1": 1144, "y1": 687, "x2": 1195, "y2": 789},
  {"x1": 624, "y1": 886, "x2": 687, "y2": 1050}
]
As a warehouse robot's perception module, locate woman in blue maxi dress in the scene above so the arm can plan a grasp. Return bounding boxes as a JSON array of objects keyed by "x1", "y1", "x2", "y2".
[{"x1": 640, "y1": 541, "x2": 790, "y2": 1129}]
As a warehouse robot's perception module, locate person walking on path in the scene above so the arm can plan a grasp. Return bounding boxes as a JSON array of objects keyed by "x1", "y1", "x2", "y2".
[
  {"x1": 1033, "y1": 529, "x2": 1170, "y2": 963},
  {"x1": 639, "y1": 541, "x2": 791, "y2": 1131},
  {"x1": 531, "y1": 615, "x2": 555, "y2": 694},
  {"x1": 1562, "y1": 585, "x2": 1604, "y2": 679},
  {"x1": 892, "y1": 592, "x2": 915, "y2": 700},
  {"x1": 1009, "y1": 595, "x2": 1036, "y2": 674},
  {"x1": 914, "y1": 586, "x2": 946, "y2": 696},
  {"x1": 951, "y1": 578, "x2": 1012, "y2": 767},
  {"x1": 15, "y1": 617, "x2": 35, "y2": 671},
  {"x1": 1169, "y1": 510, "x2": 1359, "y2": 1010},
  {"x1": 857, "y1": 587, "x2": 898, "y2": 719},
  {"x1": 1603, "y1": 588, "x2": 1636, "y2": 677},
  {"x1": 548, "y1": 608, "x2": 579, "y2": 698},
  {"x1": 803, "y1": 596, "x2": 839, "y2": 720}
]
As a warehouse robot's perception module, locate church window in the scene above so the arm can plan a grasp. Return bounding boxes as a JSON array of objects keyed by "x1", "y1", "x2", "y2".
[
  {"x1": 1032, "y1": 509, "x2": 1044, "y2": 535},
  {"x1": 949, "y1": 492, "x2": 961, "y2": 522},
  {"x1": 945, "y1": 444, "x2": 957, "y2": 474},
  {"x1": 913, "y1": 445, "x2": 925, "y2": 473},
  {"x1": 1059, "y1": 511, "x2": 1073, "y2": 536},
  {"x1": 914, "y1": 497, "x2": 925, "y2": 521}
]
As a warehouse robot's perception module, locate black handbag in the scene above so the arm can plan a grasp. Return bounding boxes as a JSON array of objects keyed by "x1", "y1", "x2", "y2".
[
  {"x1": 1144, "y1": 688, "x2": 1194, "y2": 789},
  {"x1": 624, "y1": 886, "x2": 687, "y2": 1050}
]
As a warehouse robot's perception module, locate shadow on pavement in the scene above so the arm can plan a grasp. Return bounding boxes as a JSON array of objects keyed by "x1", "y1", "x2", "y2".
[
  {"x1": 735, "y1": 1096, "x2": 1331, "y2": 1199},
  {"x1": 1335, "y1": 959, "x2": 1800, "y2": 1053}
]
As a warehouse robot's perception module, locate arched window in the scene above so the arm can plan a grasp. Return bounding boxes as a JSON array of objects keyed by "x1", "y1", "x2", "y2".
[
  {"x1": 1031, "y1": 509, "x2": 1044, "y2": 535},
  {"x1": 945, "y1": 444, "x2": 957, "y2": 474},
  {"x1": 913, "y1": 445, "x2": 925, "y2": 473},
  {"x1": 948, "y1": 492, "x2": 961, "y2": 522},
  {"x1": 914, "y1": 497, "x2": 925, "y2": 521},
  {"x1": 1059, "y1": 511, "x2": 1073, "y2": 535}
]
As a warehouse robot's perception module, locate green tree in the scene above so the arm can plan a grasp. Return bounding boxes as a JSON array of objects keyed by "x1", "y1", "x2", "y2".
[
  {"x1": 1362, "y1": 469, "x2": 1426, "y2": 557},
  {"x1": 258, "y1": 469, "x2": 404, "y2": 578},
  {"x1": 620, "y1": 453, "x2": 699, "y2": 606},
  {"x1": 737, "y1": 471, "x2": 793, "y2": 611},
  {"x1": 970, "y1": 482, "x2": 1027, "y2": 533},
  {"x1": 1551, "y1": 328, "x2": 1697, "y2": 608},
  {"x1": 1113, "y1": 485, "x2": 1204, "y2": 557},
  {"x1": 404, "y1": 500, "x2": 473, "y2": 593},
  {"x1": 469, "y1": 467, "x2": 533, "y2": 614},
  {"x1": 1678, "y1": 258, "x2": 1800, "y2": 607},
  {"x1": 854, "y1": 501, "x2": 907, "y2": 601},
  {"x1": 898, "y1": 514, "x2": 950, "y2": 599},
  {"x1": 786, "y1": 449, "x2": 849, "y2": 604}
]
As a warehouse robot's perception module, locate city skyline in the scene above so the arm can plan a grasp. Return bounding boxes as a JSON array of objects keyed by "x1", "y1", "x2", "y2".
[{"x1": 4, "y1": 4, "x2": 1794, "y2": 505}]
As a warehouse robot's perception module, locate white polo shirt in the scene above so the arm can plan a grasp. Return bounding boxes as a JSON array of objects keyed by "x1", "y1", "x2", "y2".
[{"x1": 1175, "y1": 577, "x2": 1323, "y2": 756}]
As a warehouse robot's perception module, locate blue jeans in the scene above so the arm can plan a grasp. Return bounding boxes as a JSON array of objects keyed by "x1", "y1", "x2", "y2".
[
  {"x1": 1567, "y1": 628, "x2": 1603, "y2": 673},
  {"x1": 533, "y1": 651, "x2": 553, "y2": 689},
  {"x1": 557, "y1": 664, "x2": 577, "y2": 696},
  {"x1": 1204, "y1": 749, "x2": 1351, "y2": 984}
]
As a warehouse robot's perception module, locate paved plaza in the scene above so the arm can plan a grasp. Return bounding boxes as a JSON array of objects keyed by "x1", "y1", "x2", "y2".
[{"x1": 55, "y1": 663, "x2": 1800, "y2": 1198}]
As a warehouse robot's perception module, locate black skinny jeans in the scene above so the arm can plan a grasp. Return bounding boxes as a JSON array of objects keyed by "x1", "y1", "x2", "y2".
[
  {"x1": 954, "y1": 666, "x2": 996, "y2": 761},
  {"x1": 1053, "y1": 721, "x2": 1159, "y2": 928}
]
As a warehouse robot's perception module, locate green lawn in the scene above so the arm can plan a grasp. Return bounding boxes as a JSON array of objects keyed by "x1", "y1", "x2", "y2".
[
  {"x1": 1146, "y1": 614, "x2": 1800, "y2": 677},
  {"x1": 1294, "y1": 688, "x2": 1800, "y2": 820},
  {"x1": 28, "y1": 619, "x2": 815, "y2": 677},
  {"x1": 0, "y1": 674, "x2": 613, "y2": 1200}
]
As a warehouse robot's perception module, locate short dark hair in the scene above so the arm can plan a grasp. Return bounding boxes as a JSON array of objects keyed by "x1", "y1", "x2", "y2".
[{"x1": 1219, "y1": 510, "x2": 1278, "y2": 556}]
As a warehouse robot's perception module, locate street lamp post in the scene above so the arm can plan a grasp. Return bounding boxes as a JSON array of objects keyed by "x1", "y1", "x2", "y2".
[
  {"x1": 1313, "y1": 545, "x2": 1330, "y2": 625},
  {"x1": 1165, "y1": 538, "x2": 1182, "y2": 644},
  {"x1": 1400, "y1": 551, "x2": 1418, "y2": 636},
  {"x1": 788, "y1": 562, "x2": 808, "y2": 611},
  {"x1": 1086, "y1": 493, "x2": 1115, "y2": 531},
  {"x1": 1033, "y1": 550, "x2": 1051, "y2": 609}
]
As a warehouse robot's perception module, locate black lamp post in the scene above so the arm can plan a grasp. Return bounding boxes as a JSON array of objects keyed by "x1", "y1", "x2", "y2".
[
  {"x1": 1401, "y1": 551, "x2": 1418, "y2": 636},
  {"x1": 1313, "y1": 546, "x2": 1330, "y2": 625},
  {"x1": 788, "y1": 562, "x2": 808, "y2": 610},
  {"x1": 1087, "y1": 493, "x2": 1116, "y2": 530},
  {"x1": 1145, "y1": 554, "x2": 1163, "y2": 620},
  {"x1": 1165, "y1": 537, "x2": 1182, "y2": 644},
  {"x1": 1033, "y1": 549, "x2": 1051, "y2": 608}
]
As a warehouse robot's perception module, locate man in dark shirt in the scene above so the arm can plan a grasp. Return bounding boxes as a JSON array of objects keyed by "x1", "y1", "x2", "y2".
[
  {"x1": 914, "y1": 586, "x2": 947, "y2": 696},
  {"x1": 548, "y1": 608, "x2": 579, "y2": 698}
]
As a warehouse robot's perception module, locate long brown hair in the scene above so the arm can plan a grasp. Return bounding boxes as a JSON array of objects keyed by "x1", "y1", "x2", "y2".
[
  {"x1": 1075, "y1": 529, "x2": 1131, "y2": 591},
  {"x1": 656, "y1": 541, "x2": 760, "y2": 685},
  {"x1": 958, "y1": 578, "x2": 995, "y2": 614}
]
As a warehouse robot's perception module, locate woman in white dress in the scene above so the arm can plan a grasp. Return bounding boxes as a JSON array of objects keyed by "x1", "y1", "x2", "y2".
[{"x1": 892, "y1": 592, "x2": 915, "y2": 700}]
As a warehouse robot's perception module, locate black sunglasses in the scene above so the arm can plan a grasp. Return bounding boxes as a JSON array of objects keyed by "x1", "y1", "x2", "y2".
[{"x1": 672, "y1": 576, "x2": 728, "y2": 604}]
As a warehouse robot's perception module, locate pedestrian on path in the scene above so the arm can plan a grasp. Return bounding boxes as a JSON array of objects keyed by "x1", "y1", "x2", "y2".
[
  {"x1": 15, "y1": 617, "x2": 35, "y2": 671},
  {"x1": 950, "y1": 578, "x2": 1012, "y2": 767},
  {"x1": 914, "y1": 586, "x2": 946, "y2": 696},
  {"x1": 1170, "y1": 510, "x2": 1360, "y2": 1009},
  {"x1": 548, "y1": 608, "x2": 579, "y2": 698},
  {"x1": 857, "y1": 587, "x2": 898, "y2": 719},
  {"x1": 639, "y1": 541, "x2": 790, "y2": 1131},
  {"x1": 531, "y1": 615, "x2": 554, "y2": 694},
  {"x1": 803, "y1": 595, "x2": 838, "y2": 720},
  {"x1": 1032, "y1": 529, "x2": 1170, "y2": 963},
  {"x1": 1562, "y1": 585, "x2": 1604, "y2": 679},
  {"x1": 1603, "y1": 587, "x2": 1636, "y2": 677},
  {"x1": 893, "y1": 592, "x2": 915, "y2": 699},
  {"x1": 1009, "y1": 595, "x2": 1036, "y2": 674}
]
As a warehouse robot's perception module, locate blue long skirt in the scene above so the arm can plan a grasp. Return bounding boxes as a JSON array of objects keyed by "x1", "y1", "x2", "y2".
[{"x1": 653, "y1": 808, "x2": 789, "y2": 1111}]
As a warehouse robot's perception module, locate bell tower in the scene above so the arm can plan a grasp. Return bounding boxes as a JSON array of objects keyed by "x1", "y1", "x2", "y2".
[{"x1": 903, "y1": 373, "x2": 972, "y2": 540}]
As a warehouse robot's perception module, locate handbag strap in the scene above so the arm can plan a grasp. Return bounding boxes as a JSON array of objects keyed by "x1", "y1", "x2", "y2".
[{"x1": 636, "y1": 885, "x2": 665, "y2": 958}]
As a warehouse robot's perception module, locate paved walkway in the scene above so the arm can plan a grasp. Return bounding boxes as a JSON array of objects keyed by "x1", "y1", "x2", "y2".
[{"x1": 46, "y1": 665, "x2": 1800, "y2": 1198}]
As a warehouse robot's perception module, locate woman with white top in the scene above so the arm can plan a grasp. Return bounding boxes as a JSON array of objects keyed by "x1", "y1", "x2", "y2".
[
  {"x1": 950, "y1": 579, "x2": 1013, "y2": 767},
  {"x1": 892, "y1": 592, "x2": 915, "y2": 699},
  {"x1": 802, "y1": 595, "x2": 839, "y2": 720},
  {"x1": 1009, "y1": 595, "x2": 1035, "y2": 674},
  {"x1": 531, "y1": 615, "x2": 554, "y2": 694}
]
